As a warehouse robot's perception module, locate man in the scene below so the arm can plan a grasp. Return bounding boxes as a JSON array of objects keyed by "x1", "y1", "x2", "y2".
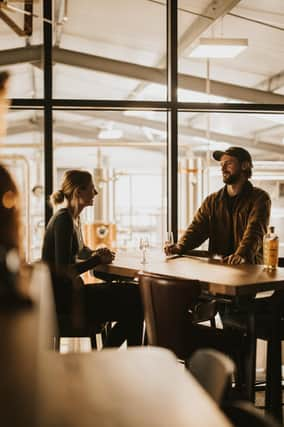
[{"x1": 165, "y1": 146, "x2": 271, "y2": 264}]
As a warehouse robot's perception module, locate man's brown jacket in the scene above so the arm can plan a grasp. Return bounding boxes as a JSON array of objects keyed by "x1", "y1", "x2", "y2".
[{"x1": 177, "y1": 181, "x2": 271, "y2": 264}]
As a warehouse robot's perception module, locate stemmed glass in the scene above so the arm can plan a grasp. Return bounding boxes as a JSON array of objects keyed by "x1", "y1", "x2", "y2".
[
  {"x1": 139, "y1": 237, "x2": 149, "y2": 264},
  {"x1": 164, "y1": 231, "x2": 174, "y2": 256}
]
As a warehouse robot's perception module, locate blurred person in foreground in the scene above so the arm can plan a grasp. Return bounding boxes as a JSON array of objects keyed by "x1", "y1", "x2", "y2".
[
  {"x1": 42, "y1": 169, "x2": 143, "y2": 347},
  {"x1": 0, "y1": 163, "x2": 32, "y2": 304},
  {"x1": 165, "y1": 147, "x2": 271, "y2": 265},
  {"x1": 0, "y1": 71, "x2": 10, "y2": 144}
]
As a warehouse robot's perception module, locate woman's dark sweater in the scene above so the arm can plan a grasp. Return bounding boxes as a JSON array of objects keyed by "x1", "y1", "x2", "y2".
[{"x1": 41, "y1": 208, "x2": 95, "y2": 275}]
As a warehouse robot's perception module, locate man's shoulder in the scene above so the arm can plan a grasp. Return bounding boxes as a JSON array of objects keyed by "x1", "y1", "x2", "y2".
[
  {"x1": 206, "y1": 187, "x2": 225, "y2": 201},
  {"x1": 249, "y1": 183, "x2": 271, "y2": 201}
]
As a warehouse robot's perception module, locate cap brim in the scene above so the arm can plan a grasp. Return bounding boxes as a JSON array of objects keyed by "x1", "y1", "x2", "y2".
[{"x1": 212, "y1": 150, "x2": 226, "y2": 161}]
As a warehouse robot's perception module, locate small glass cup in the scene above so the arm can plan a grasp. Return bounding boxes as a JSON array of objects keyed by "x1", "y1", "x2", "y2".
[
  {"x1": 164, "y1": 231, "x2": 174, "y2": 257},
  {"x1": 139, "y1": 237, "x2": 149, "y2": 264}
]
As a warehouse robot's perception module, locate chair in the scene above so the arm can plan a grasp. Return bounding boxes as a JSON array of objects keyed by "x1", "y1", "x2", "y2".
[
  {"x1": 186, "y1": 348, "x2": 235, "y2": 405},
  {"x1": 138, "y1": 271, "x2": 247, "y2": 367},
  {"x1": 223, "y1": 401, "x2": 281, "y2": 427},
  {"x1": 50, "y1": 269, "x2": 109, "y2": 351}
]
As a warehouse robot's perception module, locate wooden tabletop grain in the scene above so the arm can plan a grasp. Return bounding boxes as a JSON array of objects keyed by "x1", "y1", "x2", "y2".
[
  {"x1": 95, "y1": 251, "x2": 284, "y2": 296},
  {"x1": 39, "y1": 347, "x2": 232, "y2": 427}
]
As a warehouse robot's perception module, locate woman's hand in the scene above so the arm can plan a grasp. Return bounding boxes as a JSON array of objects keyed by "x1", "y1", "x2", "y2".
[{"x1": 93, "y1": 247, "x2": 115, "y2": 265}]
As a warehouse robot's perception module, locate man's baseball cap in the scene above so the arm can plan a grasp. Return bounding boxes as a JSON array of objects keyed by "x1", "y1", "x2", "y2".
[{"x1": 213, "y1": 146, "x2": 253, "y2": 167}]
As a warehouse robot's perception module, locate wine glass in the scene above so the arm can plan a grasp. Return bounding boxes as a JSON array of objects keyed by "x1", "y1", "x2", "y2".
[
  {"x1": 139, "y1": 237, "x2": 149, "y2": 264},
  {"x1": 164, "y1": 231, "x2": 174, "y2": 256}
]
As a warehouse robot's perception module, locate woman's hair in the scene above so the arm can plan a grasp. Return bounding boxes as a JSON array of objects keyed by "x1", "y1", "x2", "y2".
[
  {"x1": 50, "y1": 169, "x2": 92, "y2": 208},
  {"x1": 0, "y1": 164, "x2": 21, "y2": 251}
]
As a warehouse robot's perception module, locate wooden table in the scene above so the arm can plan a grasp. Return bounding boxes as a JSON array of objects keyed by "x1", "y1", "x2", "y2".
[
  {"x1": 95, "y1": 251, "x2": 284, "y2": 421},
  {"x1": 95, "y1": 251, "x2": 284, "y2": 297},
  {"x1": 39, "y1": 347, "x2": 232, "y2": 427}
]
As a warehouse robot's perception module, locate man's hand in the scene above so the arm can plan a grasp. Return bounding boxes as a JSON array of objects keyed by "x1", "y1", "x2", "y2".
[
  {"x1": 222, "y1": 254, "x2": 246, "y2": 265},
  {"x1": 164, "y1": 243, "x2": 180, "y2": 256},
  {"x1": 93, "y1": 247, "x2": 115, "y2": 265}
]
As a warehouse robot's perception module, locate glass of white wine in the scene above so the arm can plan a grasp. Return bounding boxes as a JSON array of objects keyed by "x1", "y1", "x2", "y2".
[{"x1": 139, "y1": 237, "x2": 150, "y2": 264}]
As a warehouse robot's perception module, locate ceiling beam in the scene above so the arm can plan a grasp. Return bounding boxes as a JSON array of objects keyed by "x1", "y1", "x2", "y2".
[
  {"x1": 24, "y1": 0, "x2": 33, "y2": 37},
  {"x1": 1, "y1": 45, "x2": 284, "y2": 104},
  {"x1": 178, "y1": 0, "x2": 241, "y2": 55},
  {"x1": 6, "y1": 113, "x2": 284, "y2": 156},
  {"x1": 0, "y1": 9, "x2": 26, "y2": 36},
  {"x1": 256, "y1": 70, "x2": 284, "y2": 92},
  {"x1": 0, "y1": 45, "x2": 41, "y2": 66},
  {"x1": 53, "y1": 47, "x2": 284, "y2": 104},
  {"x1": 129, "y1": 0, "x2": 241, "y2": 98}
]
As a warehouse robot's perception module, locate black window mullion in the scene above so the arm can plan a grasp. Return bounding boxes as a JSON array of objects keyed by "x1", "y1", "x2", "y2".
[
  {"x1": 43, "y1": 0, "x2": 53, "y2": 225},
  {"x1": 167, "y1": 0, "x2": 178, "y2": 241}
]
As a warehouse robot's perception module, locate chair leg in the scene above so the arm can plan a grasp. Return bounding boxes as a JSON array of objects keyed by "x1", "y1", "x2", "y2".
[
  {"x1": 90, "y1": 335, "x2": 97, "y2": 350},
  {"x1": 53, "y1": 336, "x2": 60, "y2": 352},
  {"x1": 101, "y1": 322, "x2": 111, "y2": 345}
]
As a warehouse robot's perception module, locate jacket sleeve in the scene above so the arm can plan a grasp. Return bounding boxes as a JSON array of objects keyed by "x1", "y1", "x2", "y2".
[
  {"x1": 53, "y1": 215, "x2": 99, "y2": 275},
  {"x1": 53, "y1": 213, "x2": 75, "y2": 268},
  {"x1": 176, "y1": 195, "x2": 211, "y2": 254},
  {"x1": 235, "y1": 192, "x2": 271, "y2": 262}
]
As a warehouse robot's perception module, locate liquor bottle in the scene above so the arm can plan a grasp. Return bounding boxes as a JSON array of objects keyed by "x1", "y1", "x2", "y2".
[{"x1": 263, "y1": 226, "x2": 279, "y2": 270}]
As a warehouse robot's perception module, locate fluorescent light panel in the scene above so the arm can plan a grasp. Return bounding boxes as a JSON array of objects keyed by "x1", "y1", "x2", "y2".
[
  {"x1": 190, "y1": 38, "x2": 248, "y2": 58},
  {"x1": 98, "y1": 129, "x2": 123, "y2": 139}
]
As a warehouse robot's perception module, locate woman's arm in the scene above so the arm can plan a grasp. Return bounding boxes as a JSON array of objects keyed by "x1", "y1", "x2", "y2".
[
  {"x1": 53, "y1": 214, "x2": 115, "y2": 275},
  {"x1": 74, "y1": 248, "x2": 115, "y2": 275}
]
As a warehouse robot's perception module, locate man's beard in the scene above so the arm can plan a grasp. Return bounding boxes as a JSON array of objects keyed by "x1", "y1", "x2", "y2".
[{"x1": 222, "y1": 171, "x2": 241, "y2": 184}]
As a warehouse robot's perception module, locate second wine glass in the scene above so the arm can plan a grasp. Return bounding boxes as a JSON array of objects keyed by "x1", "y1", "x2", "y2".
[{"x1": 139, "y1": 237, "x2": 149, "y2": 264}]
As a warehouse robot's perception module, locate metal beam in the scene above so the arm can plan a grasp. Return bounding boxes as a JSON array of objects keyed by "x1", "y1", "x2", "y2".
[
  {"x1": 257, "y1": 70, "x2": 284, "y2": 92},
  {"x1": 24, "y1": 0, "x2": 33, "y2": 37},
  {"x1": 0, "y1": 9, "x2": 26, "y2": 36},
  {"x1": 1, "y1": 45, "x2": 284, "y2": 104},
  {"x1": 129, "y1": 0, "x2": 241, "y2": 98},
  {"x1": 0, "y1": 45, "x2": 41, "y2": 66},
  {"x1": 53, "y1": 47, "x2": 284, "y2": 104},
  {"x1": 178, "y1": 0, "x2": 241, "y2": 54},
  {"x1": 6, "y1": 114, "x2": 284, "y2": 156}
]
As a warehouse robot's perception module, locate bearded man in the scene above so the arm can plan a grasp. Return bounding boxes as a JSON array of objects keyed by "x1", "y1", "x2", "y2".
[{"x1": 165, "y1": 146, "x2": 271, "y2": 265}]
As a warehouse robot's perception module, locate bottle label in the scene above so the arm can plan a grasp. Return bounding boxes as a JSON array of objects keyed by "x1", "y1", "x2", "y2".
[{"x1": 263, "y1": 239, "x2": 279, "y2": 269}]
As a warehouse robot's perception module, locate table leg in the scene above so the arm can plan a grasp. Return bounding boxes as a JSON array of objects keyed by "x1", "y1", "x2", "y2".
[
  {"x1": 265, "y1": 305, "x2": 282, "y2": 423},
  {"x1": 243, "y1": 312, "x2": 256, "y2": 402}
]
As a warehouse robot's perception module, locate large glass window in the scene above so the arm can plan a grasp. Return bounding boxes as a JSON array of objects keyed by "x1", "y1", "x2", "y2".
[
  {"x1": 53, "y1": 0, "x2": 167, "y2": 100},
  {"x1": 178, "y1": 1, "x2": 284, "y2": 104},
  {"x1": 4, "y1": 109, "x2": 44, "y2": 261},
  {"x1": 178, "y1": 111, "x2": 284, "y2": 254},
  {"x1": 53, "y1": 110, "x2": 167, "y2": 250},
  {"x1": 0, "y1": 2, "x2": 43, "y2": 98},
  {"x1": 1, "y1": 1, "x2": 284, "y2": 259}
]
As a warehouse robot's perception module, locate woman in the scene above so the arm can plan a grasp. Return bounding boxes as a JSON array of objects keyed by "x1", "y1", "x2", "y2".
[{"x1": 42, "y1": 169, "x2": 143, "y2": 347}]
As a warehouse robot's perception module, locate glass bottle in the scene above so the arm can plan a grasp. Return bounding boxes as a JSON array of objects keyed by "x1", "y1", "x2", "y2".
[{"x1": 263, "y1": 226, "x2": 279, "y2": 270}]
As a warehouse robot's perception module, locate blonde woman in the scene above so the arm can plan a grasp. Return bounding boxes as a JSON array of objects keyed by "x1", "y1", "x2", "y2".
[{"x1": 42, "y1": 169, "x2": 143, "y2": 347}]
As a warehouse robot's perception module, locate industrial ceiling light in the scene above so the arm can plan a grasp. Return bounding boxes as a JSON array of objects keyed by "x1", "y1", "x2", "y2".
[
  {"x1": 98, "y1": 129, "x2": 123, "y2": 139},
  {"x1": 189, "y1": 37, "x2": 248, "y2": 59}
]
